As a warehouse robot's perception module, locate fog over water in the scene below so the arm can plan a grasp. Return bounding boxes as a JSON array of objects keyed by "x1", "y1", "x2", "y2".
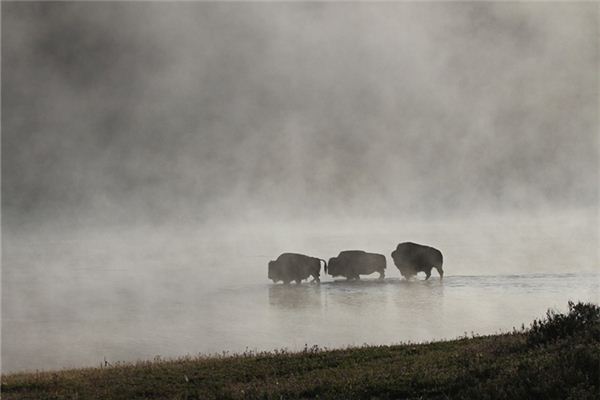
[{"x1": 2, "y1": 2, "x2": 599, "y2": 373}]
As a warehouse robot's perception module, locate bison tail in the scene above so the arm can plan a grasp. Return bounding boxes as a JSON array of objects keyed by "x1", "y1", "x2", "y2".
[{"x1": 319, "y1": 258, "x2": 328, "y2": 274}]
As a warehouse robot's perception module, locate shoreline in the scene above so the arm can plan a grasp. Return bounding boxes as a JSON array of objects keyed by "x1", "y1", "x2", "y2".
[{"x1": 3, "y1": 301, "x2": 598, "y2": 399}]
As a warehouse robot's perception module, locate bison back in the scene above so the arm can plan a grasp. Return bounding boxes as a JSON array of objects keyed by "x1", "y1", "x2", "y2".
[
  {"x1": 335, "y1": 251, "x2": 386, "y2": 276},
  {"x1": 392, "y1": 242, "x2": 443, "y2": 267},
  {"x1": 275, "y1": 253, "x2": 320, "y2": 281}
]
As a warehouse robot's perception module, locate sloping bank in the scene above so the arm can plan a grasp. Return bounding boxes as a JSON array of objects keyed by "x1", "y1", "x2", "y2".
[{"x1": 2, "y1": 301, "x2": 599, "y2": 400}]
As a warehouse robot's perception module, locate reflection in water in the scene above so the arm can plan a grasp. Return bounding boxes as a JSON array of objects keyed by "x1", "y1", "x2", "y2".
[
  {"x1": 325, "y1": 279, "x2": 391, "y2": 309},
  {"x1": 391, "y1": 279, "x2": 445, "y2": 309},
  {"x1": 3, "y1": 272, "x2": 598, "y2": 373},
  {"x1": 320, "y1": 279, "x2": 447, "y2": 344},
  {"x1": 4, "y1": 213, "x2": 598, "y2": 373},
  {"x1": 268, "y1": 279, "x2": 445, "y2": 313},
  {"x1": 268, "y1": 284, "x2": 322, "y2": 309}
]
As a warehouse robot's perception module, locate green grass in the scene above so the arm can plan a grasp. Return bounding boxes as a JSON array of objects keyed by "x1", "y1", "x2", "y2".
[{"x1": 3, "y1": 302, "x2": 599, "y2": 399}]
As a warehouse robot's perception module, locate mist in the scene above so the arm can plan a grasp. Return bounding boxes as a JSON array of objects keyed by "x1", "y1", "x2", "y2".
[
  {"x1": 2, "y1": 2, "x2": 599, "y2": 373},
  {"x1": 3, "y1": 2, "x2": 598, "y2": 228}
]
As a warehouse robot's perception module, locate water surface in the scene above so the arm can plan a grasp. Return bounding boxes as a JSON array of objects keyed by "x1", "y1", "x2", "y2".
[
  {"x1": 3, "y1": 217, "x2": 598, "y2": 373},
  {"x1": 3, "y1": 268, "x2": 598, "y2": 373}
]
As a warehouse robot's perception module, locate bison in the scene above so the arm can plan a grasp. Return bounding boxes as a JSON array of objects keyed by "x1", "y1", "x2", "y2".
[
  {"x1": 391, "y1": 242, "x2": 443, "y2": 280},
  {"x1": 327, "y1": 250, "x2": 386, "y2": 280},
  {"x1": 268, "y1": 253, "x2": 327, "y2": 284}
]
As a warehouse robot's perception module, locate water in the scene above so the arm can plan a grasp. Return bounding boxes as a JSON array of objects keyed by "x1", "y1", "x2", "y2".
[{"x1": 2, "y1": 215, "x2": 598, "y2": 373}]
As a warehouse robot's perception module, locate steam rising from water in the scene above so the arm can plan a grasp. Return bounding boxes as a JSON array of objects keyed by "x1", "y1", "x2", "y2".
[
  {"x1": 2, "y1": 2, "x2": 598, "y2": 228},
  {"x1": 2, "y1": 2, "x2": 598, "y2": 374}
]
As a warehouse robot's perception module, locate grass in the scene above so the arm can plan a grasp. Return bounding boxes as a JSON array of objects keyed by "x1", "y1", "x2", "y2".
[{"x1": 2, "y1": 302, "x2": 599, "y2": 399}]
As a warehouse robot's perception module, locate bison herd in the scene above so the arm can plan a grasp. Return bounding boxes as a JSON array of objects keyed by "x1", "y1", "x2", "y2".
[{"x1": 268, "y1": 242, "x2": 444, "y2": 284}]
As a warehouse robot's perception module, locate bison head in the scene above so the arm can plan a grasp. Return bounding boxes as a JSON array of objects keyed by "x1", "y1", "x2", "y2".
[
  {"x1": 327, "y1": 257, "x2": 340, "y2": 276},
  {"x1": 268, "y1": 260, "x2": 279, "y2": 282},
  {"x1": 390, "y1": 249, "x2": 399, "y2": 263}
]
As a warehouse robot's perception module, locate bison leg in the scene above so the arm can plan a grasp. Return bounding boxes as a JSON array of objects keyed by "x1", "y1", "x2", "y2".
[
  {"x1": 283, "y1": 280, "x2": 291, "y2": 285},
  {"x1": 436, "y1": 267, "x2": 444, "y2": 280},
  {"x1": 378, "y1": 270, "x2": 385, "y2": 280},
  {"x1": 425, "y1": 270, "x2": 431, "y2": 280},
  {"x1": 311, "y1": 275, "x2": 320, "y2": 283},
  {"x1": 402, "y1": 271, "x2": 415, "y2": 281},
  {"x1": 295, "y1": 279, "x2": 302, "y2": 285}
]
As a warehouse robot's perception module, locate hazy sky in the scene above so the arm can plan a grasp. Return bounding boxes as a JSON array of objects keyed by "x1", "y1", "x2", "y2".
[{"x1": 2, "y1": 2, "x2": 598, "y2": 229}]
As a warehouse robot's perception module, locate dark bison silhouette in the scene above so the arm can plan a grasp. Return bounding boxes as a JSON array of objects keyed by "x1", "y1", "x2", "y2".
[
  {"x1": 391, "y1": 242, "x2": 443, "y2": 280},
  {"x1": 268, "y1": 253, "x2": 327, "y2": 284},
  {"x1": 328, "y1": 250, "x2": 386, "y2": 280}
]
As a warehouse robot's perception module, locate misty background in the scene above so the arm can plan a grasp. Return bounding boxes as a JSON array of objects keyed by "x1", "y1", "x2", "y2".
[
  {"x1": 2, "y1": 2, "x2": 599, "y2": 373},
  {"x1": 3, "y1": 2, "x2": 598, "y2": 229}
]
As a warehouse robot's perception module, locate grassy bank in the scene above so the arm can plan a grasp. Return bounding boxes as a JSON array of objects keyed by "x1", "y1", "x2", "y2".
[{"x1": 2, "y1": 302, "x2": 599, "y2": 400}]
